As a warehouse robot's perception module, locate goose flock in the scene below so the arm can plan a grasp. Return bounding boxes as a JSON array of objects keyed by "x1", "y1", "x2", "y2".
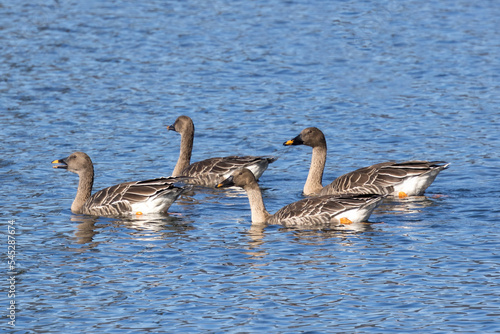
[{"x1": 52, "y1": 115, "x2": 449, "y2": 227}]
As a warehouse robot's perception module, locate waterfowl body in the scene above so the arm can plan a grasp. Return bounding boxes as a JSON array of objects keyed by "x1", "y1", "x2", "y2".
[
  {"x1": 284, "y1": 127, "x2": 449, "y2": 197},
  {"x1": 217, "y1": 168, "x2": 384, "y2": 226},
  {"x1": 52, "y1": 152, "x2": 187, "y2": 217},
  {"x1": 168, "y1": 115, "x2": 276, "y2": 186}
]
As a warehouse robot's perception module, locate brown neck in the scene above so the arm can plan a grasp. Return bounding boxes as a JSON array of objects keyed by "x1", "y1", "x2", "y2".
[
  {"x1": 303, "y1": 144, "x2": 326, "y2": 195},
  {"x1": 172, "y1": 130, "x2": 194, "y2": 176},
  {"x1": 244, "y1": 182, "x2": 272, "y2": 223},
  {"x1": 72, "y1": 168, "x2": 94, "y2": 214}
]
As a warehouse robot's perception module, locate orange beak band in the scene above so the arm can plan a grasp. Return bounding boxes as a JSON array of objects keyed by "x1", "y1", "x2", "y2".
[{"x1": 52, "y1": 159, "x2": 68, "y2": 169}]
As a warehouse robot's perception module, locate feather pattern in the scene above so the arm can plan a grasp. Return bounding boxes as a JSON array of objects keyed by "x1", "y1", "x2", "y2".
[
  {"x1": 284, "y1": 127, "x2": 449, "y2": 196},
  {"x1": 52, "y1": 152, "x2": 187, "y2": 217},
  {"x1": 217, "y1": 168, "x2": 384, "y2": 227},
  {"x1": 269, "y1": 194, "x2": 384, "y2": 226},
  {"x1": 168, "y1": 115, "x2": 276, "y2": 186},
  {"x1": 82, "y1": 178, "x2": 186, "y2": 217},
  {"x1": 182, "y1": 155, "x2": 277, "y2": 186}
]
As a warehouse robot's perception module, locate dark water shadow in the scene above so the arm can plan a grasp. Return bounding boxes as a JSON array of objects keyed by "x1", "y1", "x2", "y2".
[{"x1": 67, "y1": 212, "x2": 194, "y2": 248}]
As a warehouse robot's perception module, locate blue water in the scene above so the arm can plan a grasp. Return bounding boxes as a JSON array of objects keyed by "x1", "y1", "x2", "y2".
[{"x1": 2, "y1": 0, "x2": 500, "y2": 332}]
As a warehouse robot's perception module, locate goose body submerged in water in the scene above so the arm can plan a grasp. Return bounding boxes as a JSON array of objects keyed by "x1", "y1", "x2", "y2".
[
  {"x1": 52, "y1": 152, "x2": 188, "y2": 217},
  {"x1": 217, "y1": 168, "x2": 384, "y2": 227},
  {"x1": 284, "y1": 127, "x2": 449, "y2": 198},
  {"x1": 168, "y1": 115, "x2": 276, "y2": 186}
]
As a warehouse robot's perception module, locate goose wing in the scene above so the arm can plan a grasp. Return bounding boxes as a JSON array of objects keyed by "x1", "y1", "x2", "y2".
[
  {"x1": 182, "y1": 156, "x2": 277, "y2": 186},
  {"x1": 320, "y1": 161, "x2": 449, "y2": 196},
  {"x1": 82, "y1": 177, "x2": 186, "y2": 216},
  {"x1": 269, "y1": 194, "x2": 384, "y2": 226}
]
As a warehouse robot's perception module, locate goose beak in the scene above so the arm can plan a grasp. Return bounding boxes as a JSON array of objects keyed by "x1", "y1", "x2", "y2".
[
  {"x1": 283, "y1": 134, "x2": 304, "y2": 146},
  {"x1": 167, "y1": 124, "x2": 176, "y2": 131},
  {"x1": 216, "y1": 175, "x2": 234, "y2": 188},
  {"x1": 52, "y1": 158, "x2": 68, "y2": 169}
]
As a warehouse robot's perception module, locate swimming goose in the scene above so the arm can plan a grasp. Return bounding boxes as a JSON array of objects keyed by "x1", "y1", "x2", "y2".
[
  {"x1": 168, "y1": 115, "x2": 276, "y2": 186},
  {"x1": 52, "y1": 152, "x2": 188, "y2": 217},
  {"x1": 284, "y1": 127, "x2": 449, "y2": 198},
  {"x1": 216, "y1": 168, "x2": 384, "y2": 226}
]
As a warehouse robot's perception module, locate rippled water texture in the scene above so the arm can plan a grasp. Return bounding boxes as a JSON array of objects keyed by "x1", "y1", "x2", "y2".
[{"x1": 1, "y1": 0, "x2": 500, "y2": 332}]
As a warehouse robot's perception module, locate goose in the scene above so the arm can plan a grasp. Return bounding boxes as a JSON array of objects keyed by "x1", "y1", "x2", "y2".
[
  {"x1": 168, "y1": 115, "x2": 276, "y2": 186},
  {"x1": 216, "y1": 168, "x2": 384, "y2": 226},
  {"x1": 52, "y1": 152, "x2": 188, "y2": 217},
  {"x1": 283, "y1": 127, "x2": 449, "y2": 197}
]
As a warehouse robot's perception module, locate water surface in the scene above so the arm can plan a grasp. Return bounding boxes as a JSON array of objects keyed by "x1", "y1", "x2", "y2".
[{"x1": 1, "y1": 0, "x2": 500, "y2": 332}]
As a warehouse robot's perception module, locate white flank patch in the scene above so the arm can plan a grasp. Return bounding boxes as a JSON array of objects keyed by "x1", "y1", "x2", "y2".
[
  {"x1": 130, "y1": 194, "x2": 177, "y2": 214},
  {"x1": 336, "y1": 207, "x2": 373, "y2": 224},
  {"x1": 246, "y1": 162, "x2": 266, "y2": 180},
  {"x1": 393, "y1": 171, "x2": 439, "y2": 196}
]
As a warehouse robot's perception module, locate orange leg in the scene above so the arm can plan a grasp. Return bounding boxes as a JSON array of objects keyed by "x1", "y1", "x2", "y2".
[
  {"x1": 340, "y1": 217, "x2": 353, "y2": 225},
  {"x1": 398, "y1": 191, "x2": 408, "y2": 199}
]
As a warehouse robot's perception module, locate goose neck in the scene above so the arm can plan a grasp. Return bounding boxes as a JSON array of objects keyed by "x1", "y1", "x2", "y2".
[
  {"x1": 172, "y1": 130, "x2": 194, "y2": 176},
  {"x1": 304, "y1": 145, "x2": 326, "y2": 195},
  {"x1": 72, "y1": 168, "x2": 94, "y2": 214},
  {"x1": 244, "y1": 183, "x2": 271, "y2": 223}
]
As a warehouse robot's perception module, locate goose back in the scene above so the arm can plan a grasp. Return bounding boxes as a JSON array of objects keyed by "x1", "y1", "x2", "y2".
[
  {"x1": 182, "y1": 155, "x2": 277, "y2": 186},
  {"x1": 83, "y1": 177, "x2": 187, "y2": 217},
  {"x1": 319, "y1": 161, "x2": 450, "y2": 196},
  {"x1": 268, "y1": 194, "x2": 385, "y2": 226}
]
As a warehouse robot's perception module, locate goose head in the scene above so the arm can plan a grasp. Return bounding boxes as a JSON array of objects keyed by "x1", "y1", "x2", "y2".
[
  {"x1": 283, "y1": 127, "x2": 326, "y2": 148},
  {"x1": 216, "y1": 168, "x2": 257, "y2": 189},
  {"x1": 52, "y1": 151, "x2": 93, "y2": 175},
  {"x1": 168, "y1": 115, "x2": 195, "y2": 135}
]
